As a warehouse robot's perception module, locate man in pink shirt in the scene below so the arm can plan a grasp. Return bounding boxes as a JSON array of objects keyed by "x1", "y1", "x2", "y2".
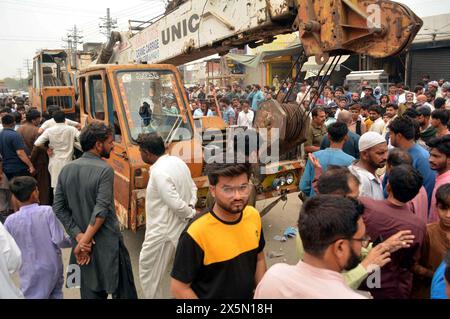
[
  {"x1": 254, "y1": 195, "x2": 369, "y2": 299},
  {"x1": 427, "y1": 136, "x2": 450, "y2": 222}
]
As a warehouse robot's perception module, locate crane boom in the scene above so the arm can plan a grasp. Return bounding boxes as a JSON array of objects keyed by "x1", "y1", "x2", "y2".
[{"x1": 100, "y1": 0, "x2": 422, "y2": 66}]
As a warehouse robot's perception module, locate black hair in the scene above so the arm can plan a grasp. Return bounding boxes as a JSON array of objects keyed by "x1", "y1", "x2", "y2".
[
  {"x1": 206, "y1": 160, "x2": 251, "y2": 186},
  {"x1": 368, "y1": 105, "x2": 382, "y2": 115},
  {"x1": 41, "y1": 111, "x2": 51, "y2": 122},
  {"x1": 387, "y1": 148, "x2": 412, "y2": 167},
  {"x1": 219, "y1": 98, "x2": 231, "y2": 105},
  {"x1": 136, "y1": 132, "x2": 166, "y2": 156},
  {"x1": 53, "y1": 110, "x2": 66, "y2": 123},
  {"x1": 403, "y1": 108, "x2": 419, "y2": 119},
  {"x1": 47, "y1": 105, "x2": 61, "y2": 117},
  {"x1": 327, "y1": 122, "x2": 348, "y2": 143},
  {"x1": 317, "y1": 166, "x2": 360, "y2": 196},
  {"x1": 388, "y1": 165, "x2": 423, "y2": 203},
  {"x1": 427, "y1": 135, "x2": 450, "y2": 157},
  {"x1": 79, "y1": 122, "x2": 113, "y2": 152},
  {"x1": 436, "y1": 183, "x2": 450, "y2": 209},
  {"x1": 434, "y1": 97, "x2": 446, "y2": 109},
  {"x1": 312, "y1": 107, "x2": 325, "y2": 117},
  {"x1": 431, "y1": 109, "x2": 449, "y2": 126},
  {"x1": 0, "y1": 107, "x2": 12, "y2": 114},
  {"x1": 1, "y1": 113, "x2": 15, "y2": 126},
  {"x1": 386, "y1": 103, "x2": 398, "y2": 110},
  {"x1": 13, "y1": 112, "x2": 22, "y2": 125},
  {"x1": 25, "y1": 109, "x2": 41, "y2": 123},
  {"x1": 417, "y1": 106, "x2": 432, "y2": 117},
  {"x1": 335, "y1": 87, "x2": 344, "y2": 94},
  {"x1": 388, "y1": 116, "x2": 416, "y2": 140},
  {"x1": 349, "y1": 103, "x2": 361, "y2": 111},
  {"x1": 380, "y1": 94, "x2": 390, "y2": 103},
  {"x1": 298, "y1": 195, "x2": 364, "y2": 257},
  {"x1": 9, "y1": 176, "x2": 38, "y2": 202},
  {"x1": 413, "y1": 86, "x2": 424, "y2": 94}
]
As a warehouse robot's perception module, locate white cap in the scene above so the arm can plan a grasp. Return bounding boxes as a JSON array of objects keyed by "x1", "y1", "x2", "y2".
[{"x1": 359, "y1": 132, "x2": 386, "y2": 152}]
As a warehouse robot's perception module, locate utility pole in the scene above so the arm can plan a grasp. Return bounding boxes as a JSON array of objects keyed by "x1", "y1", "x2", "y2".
[
  {"x1": 63, "y1": 25, "x2": 83, "y2": 69},
  {"x1": 23, "y1": 59, "x2": 32, "y2": 78},
  {"x1": 17, "y1": 68, "x2": 23, "y2": 90},
  {"x1": 99, "y1": 8, "x2": 118, "y2": 41}
]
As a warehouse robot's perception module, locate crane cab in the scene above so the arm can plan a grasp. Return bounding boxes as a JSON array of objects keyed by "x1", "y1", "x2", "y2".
[
  {"x1": 77, "y1": 64, "x2": 204, "y2": 230},
  {"x1": 29, "y1": 50, "x2": 77, "y2": 120}
]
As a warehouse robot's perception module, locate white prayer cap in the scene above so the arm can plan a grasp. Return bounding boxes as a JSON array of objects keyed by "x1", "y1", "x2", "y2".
[{"x1": 359, "y1": 132, "x2": 386, "y2": 152}]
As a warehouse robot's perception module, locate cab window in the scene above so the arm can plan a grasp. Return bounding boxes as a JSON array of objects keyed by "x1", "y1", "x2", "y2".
[{"x1": 89, "y1": 75, "x2": 106, "y2": 121}]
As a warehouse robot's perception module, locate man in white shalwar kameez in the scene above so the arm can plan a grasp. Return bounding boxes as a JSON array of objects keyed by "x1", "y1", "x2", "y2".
[
  {"x1": 34, "y1": 111, "x2": 81, "y2": 192},
  {"x1": 137, "y1": 133, "x2": 197, "y2": 298},
  {"x1": 0, "y1": 221, "x2": 24, "y2": 299}
]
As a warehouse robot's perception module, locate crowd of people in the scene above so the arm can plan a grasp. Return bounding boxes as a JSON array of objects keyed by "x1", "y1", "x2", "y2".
[
  {"x1": 296, "y1": 75, "x2": 450, "y2": 298},
  {"x1": 185, "y1": 82, "x2": 282, "y2": 128},
  {"x1": 0, "y1": 73, "x2": 450, "y2": 300}
]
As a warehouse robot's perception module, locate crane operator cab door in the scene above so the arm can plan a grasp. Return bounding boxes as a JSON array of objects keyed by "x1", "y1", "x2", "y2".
[
  {"x1": 78, "y1": 70, "x2": 133, "y2": 229},
  {"x1": 112, "y1": 66, "x2": 202, "y2": 230}
]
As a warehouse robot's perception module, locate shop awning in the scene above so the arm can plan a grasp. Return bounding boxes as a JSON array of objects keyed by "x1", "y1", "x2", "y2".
[{"x1": 226, "y1": 43, "x2": 350, "y2": 71}]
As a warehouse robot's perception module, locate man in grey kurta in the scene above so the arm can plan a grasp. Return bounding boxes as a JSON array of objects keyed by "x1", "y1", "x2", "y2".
[{"x1": 53, "y1": 123, "x2": 137, "y2": 299}]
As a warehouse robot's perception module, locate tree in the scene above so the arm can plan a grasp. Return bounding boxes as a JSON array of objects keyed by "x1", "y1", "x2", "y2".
[{"x1": 0, "y1": 77, "x2": 28, "y2": 91}]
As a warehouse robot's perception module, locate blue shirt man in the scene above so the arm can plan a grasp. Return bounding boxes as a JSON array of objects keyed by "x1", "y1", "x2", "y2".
[
  {"x1": 251, "y1": 86, "x2": 265, "y2": 111},
  {"x1": 408, "y1": 143, "x2": 436, "y2": 203},
  {"x1": 431, "y1": 261, "x2": 447, "y2": 299},
  {"x1": 0, "y1": 114, "x2": 34, "y2": 179},
  {"x1": 300, "y1": 122, "x2": 355, "y2": 197},
  {"x1": 388, "y1": 116, "x2": 436, "y2": 205},
  {"x1": 320, "y1": 130, "x2": 360, "y2": 159},
  {"x1": 222, "y1": 105, "x2": 236, "y2": 125}
]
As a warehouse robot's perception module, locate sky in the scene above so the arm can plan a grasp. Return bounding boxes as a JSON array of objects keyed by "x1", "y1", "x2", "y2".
[{"x1": 0, "y1": 0, "x2": 449, "y2": 79}]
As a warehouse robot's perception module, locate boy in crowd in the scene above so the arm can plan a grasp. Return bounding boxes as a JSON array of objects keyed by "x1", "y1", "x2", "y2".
[{"x1": 4, "y1": 176, "x2": 72, "y2": 299}]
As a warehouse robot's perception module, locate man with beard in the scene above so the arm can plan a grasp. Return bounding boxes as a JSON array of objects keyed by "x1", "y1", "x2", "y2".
[
  {"x1": 417, "y1": 106, "x2": 437, "y2": 146},
  {"x1": 255, "y1": 195, "x2": 368, "y2": 298},
  {"x1": 351, "y1": 91, "x2": 361, "y2": 104},
  {"x1": 368, "y1": 105, "x2": 385, "y2": 135},
  {"x1": 427, "y1": 136, "x2": 450, "y2": 223},
  {"x1": 388, "y1": 116, "x2": 436, "y2": 205},
  {"x1": 360, "y1": 165, "x2": 426, "y2": 299},
  {"x1": 295, "y1": 163, "x2": 415, "y2": 291},
  {"x1": 137, "y1": 133, "x2": 197, "y2": 298},
  {"x1": 382, "y1": 103, "x2": 398, "y2": 139},
  {"x1": 170, "y1": 160, "x2": 266, "y2": 299},
  {"x1": 398, "y1": 91, "x2": 415, "y2": 116},
  {"x1": 304, "y1": 107, "x2": 327, "y2": 154},
  {"x1": 349, "y1": 132, "x2": 388, "y2": 200},
  {"x1": 360, "y1": 86, "x2": 377, "y2": 109},
  {"x1": 53, "y1": 123, "x2": 137, "y2": 299},
  {"x1": 431, "y1": 109, "x2": 450, "y2": 138}
]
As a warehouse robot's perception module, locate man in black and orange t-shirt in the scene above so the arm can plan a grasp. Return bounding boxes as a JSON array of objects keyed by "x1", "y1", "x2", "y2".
[{"x1": 171, "y1": 161, "x2": 266, "y2": 299}]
